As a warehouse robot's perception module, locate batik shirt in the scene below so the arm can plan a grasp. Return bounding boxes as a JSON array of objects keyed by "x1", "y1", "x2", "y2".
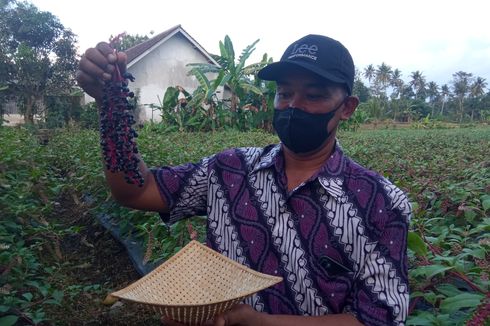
[{"x1": 152, "y1": 143, "x2": 411, "y2": 326}]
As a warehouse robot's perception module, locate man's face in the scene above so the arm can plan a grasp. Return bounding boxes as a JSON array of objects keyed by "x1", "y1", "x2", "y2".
[{"x1": 274, "y1": 67, "x2": 346, "y2": 115}]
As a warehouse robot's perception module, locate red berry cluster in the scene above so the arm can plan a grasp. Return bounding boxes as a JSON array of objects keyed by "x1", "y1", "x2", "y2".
[
  {"x1": 466, "y1": 295, "x2": 489, "y2": 326},
  {"x1": 99, "y1": 44, "x2": 143, "y2": 186}
]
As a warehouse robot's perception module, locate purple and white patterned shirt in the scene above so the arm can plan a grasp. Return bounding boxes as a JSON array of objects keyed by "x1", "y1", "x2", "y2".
[{"x1": 152, "y1": 143, "x2": 411, "y2": 326}]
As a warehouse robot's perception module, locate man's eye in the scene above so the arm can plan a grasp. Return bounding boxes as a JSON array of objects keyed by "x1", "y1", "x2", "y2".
[
  {"x1": 307, "y1": 94, "x2": 325, "y2": 100},
  {"x1": 277, "y1": 92, "x2": 291, "y2": 99}
]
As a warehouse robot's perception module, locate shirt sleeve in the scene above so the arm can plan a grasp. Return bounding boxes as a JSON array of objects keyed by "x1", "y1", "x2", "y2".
[
  {"x1": 350, "y1": 180, "x2": 412, "y2": 326},
  {"x1": 151, "y1": 155, "x2": 214, "y2": 224}
]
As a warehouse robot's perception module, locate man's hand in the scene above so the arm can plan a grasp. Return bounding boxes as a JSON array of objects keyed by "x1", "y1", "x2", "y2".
[
  {"x1": 161, "y1": 304, "x2": 363, "y2": 326},
  {"x1": 213, "y1": 304, "x2": 263, "y2": 326},
  {"x1": 76, "y1": 42, "x2": 127, "y2": 102},
  {"x1": 160, "y1": 304, "x2": 264, "y2": 326},
  {"x1": 76, "y1": 42, "x2": 167, "y2": 213}
]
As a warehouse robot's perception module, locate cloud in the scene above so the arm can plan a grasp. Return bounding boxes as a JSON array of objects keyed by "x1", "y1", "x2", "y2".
[{"x1": 30, "y1": 0, "x2": 490, "y2": 88}]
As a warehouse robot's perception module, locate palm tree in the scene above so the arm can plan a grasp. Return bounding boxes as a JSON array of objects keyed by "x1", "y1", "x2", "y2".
[
  {"x1": 352, "y1": 68, "x2": 370, "y2": 102},
  {"x1": 471, "y1": 77, "x2": 487, "y2": 97},
  {"x1": 426, "y1": 81, "x2": 439, "y2": 117},
  {"x1": 401, "y1": 84, "x2": 415, "y2": 99},
  {"x1": 439, "y1": 84, "x2": 450, "y2": 116},
  {"x1": 364, "y1": 64, "x2": 375, "y2": 87},
  {"x1": 389, "y1": 68, "x2": 404, "y2": 121},
  {"x1": 469, "y1": 77, "x2": 487, "y2": 120},
  {"x1": 390, "y1": 69, "x2": 404, "y2": 99},
  {"x1": 375, "y1": 62, "x2": 392, "y2": 96},
  {"x1": 409, "y1": 71, "x2": 426, "y2": 100},
  {"x1": 370, "y1": 63, "x2": 392, "y2": 119},
  {"x1": 451, "y1": 71, "x2": 473, "y2": 122}
]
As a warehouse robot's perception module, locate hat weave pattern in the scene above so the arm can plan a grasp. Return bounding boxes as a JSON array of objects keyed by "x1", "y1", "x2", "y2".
[{"x1": 111, "y1": 240, "x2": 283, "y2": 325}]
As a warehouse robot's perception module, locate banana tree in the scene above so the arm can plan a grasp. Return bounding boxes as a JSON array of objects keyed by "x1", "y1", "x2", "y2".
[
  {"x1": 186, "y1": 66, "x2": 224, "y2": 130},
  {"x1": 187, "y1": 36, "x2": 267, "y2": 126},
  {"x1": 190, "y1": 36, "x2": 263, "y2": 107},
  {"x1": 242, "y1": 53, "x2": 275, "y2": 131}
]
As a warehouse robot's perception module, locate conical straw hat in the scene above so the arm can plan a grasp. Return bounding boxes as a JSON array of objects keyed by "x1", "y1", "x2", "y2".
[{"x1": 111, "y1": 240, "x2": 283, "y2": 325}]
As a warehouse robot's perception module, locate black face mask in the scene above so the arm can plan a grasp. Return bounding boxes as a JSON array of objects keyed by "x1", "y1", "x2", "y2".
[{"x1": 273, "y1": 99, "x2": 345, "y2": 154}]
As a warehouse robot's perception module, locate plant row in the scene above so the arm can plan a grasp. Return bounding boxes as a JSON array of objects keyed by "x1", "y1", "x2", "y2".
[{"x1": 1, "y1": 126, "x2": 489, "y2": 325}]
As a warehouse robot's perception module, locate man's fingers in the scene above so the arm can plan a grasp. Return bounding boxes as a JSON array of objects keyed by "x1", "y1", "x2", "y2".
[
  {"x1": 83, "y1": 47, "x2": 113, "y2": 72},
  {"x1": 116, "y1": 51, "x2": 127, "y2": 73},
  {"x1": 211, "y1": 314, "x2": 226, "y2": 326},
  {"x1": 160, "y1": 316, "x2": 186, "y2": 326},
  {"x1": 79, "y1": 55, "x2": 109, "y2": 81},
  {"x1": 75, "y1": 41, "x2": 130, "y2": 102},
  {"x1": 76, "y1": 70, "x2": 100, "y2": 88},
  {"x1": 212, "y1": 304, "x2": 255, "y2": 326},
  {"x1": 82, "y1": 42, "x2": 128, "y2": 77},
  {"x1": 96, "y1": 42, "x2": 117, "y2": 62},
  {"x1": 75, "y1": 70, "x2": 103, "y2": 100}
]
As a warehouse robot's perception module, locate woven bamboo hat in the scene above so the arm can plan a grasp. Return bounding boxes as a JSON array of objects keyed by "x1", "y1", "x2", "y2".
[{"x1": 110, "y1": 240, "x2": 283, "y2": 325}]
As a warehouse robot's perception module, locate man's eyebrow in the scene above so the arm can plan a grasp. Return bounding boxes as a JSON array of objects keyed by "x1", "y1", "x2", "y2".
[
  {"x1": 305, "y1": 82, "x2": 330, "y2": 89},
  {"x1": 276, "y1": 81, "x2": 329, "y2": 89}
]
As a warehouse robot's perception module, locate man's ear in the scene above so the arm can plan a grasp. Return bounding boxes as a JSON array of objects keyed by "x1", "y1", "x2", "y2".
[{"x1": 339, "y1": 96, "x2": 359, "y2": 120}]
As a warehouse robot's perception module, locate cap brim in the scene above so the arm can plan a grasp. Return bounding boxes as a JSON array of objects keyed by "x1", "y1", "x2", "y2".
[{"x1": 257, "y1": 60, "x2": 345, "y2": 86}]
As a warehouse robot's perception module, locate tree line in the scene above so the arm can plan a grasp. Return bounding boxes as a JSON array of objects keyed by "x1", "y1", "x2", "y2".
[
  {"x1": 1, "y1": 0, "x2": 488, "y2": 128},
  {"x1": 353, "y1": 64, "x2": 489, "y2": 123},
  {"x1": 0, "y1": 0, "x2": 78, "y2": 125}
]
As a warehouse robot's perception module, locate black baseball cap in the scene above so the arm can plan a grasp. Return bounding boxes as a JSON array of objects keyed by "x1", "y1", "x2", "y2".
[{"x1": 258, "y1": 34, "x2": 355, "y2": 95}]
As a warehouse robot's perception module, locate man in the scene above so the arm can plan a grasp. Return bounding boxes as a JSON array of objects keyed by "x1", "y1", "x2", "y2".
[{"x1": 77, "y1": 34, "x2": 411, "y2": 326}]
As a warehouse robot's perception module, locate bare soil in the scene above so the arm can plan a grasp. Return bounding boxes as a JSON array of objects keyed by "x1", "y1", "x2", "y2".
[{"x1": 42, "y1": 194, "x2": 161, "y2": 325}]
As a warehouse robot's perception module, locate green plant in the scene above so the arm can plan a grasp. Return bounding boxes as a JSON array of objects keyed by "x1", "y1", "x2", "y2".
[
  {"x1": 79, "y1": 102, "x2": 99, "y2": 129},
  {"x1": 340, "y1": 104, "x2": 370, "y2": 131},
  {"x1": 155, "y1": 35, "x2": 275, "y2": 132},
  {"x1": 0, "y1": 127, "x2": 67, "y2": 324},
  {"x1": 2, "y1": 126, "x2": 489, "y2": 324}
]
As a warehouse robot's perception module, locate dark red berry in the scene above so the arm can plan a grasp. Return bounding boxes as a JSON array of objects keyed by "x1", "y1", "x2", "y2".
[{"x1": 99, "y1": 37, "x2": 143, "y2": 186}]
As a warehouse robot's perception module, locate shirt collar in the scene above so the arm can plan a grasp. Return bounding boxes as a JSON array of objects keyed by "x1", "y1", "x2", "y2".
[
  {"x1": 251, "y1": 141, "x2": 347, "y2": 201},
  {"x1": 251, "y1": 144, "x2": 281, "y2": 173}
]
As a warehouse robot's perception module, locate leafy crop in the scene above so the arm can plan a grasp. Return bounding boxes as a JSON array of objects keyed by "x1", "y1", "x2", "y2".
[
  {"x1": 1, "y1": 126, "x2": 489, "y2": 324},
  {"x1": 0, "y1": 128, "x2": 67, "y2": 324},
  {"x1": 341, "y1": 128, "x2": 490, "y2": 325}
]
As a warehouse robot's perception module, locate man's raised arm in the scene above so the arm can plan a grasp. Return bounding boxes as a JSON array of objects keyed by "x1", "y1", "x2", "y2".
[{"x1": 76, "y1": 42, "x2": 167, "y2": 213}]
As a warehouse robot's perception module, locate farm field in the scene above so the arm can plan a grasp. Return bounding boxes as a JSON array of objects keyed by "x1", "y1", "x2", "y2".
[{"x1": 1, "y1": 126, "x2": 489, "y2": 325}]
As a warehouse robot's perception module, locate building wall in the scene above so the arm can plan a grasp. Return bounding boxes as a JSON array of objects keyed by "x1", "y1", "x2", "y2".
[
  {"x1": 128, "y1": 33, "x2": 216, "y2": 122},
  {"x1": 83, "y1": 33, "x2": 220, "y2": 123},
  {"x1": 2, "y1": 99, "x2": 45, "y2": 126}
]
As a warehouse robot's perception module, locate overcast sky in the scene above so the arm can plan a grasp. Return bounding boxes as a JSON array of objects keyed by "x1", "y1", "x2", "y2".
[{"x1": 30, "y1": 0, "x2": 490, "y2": 87}]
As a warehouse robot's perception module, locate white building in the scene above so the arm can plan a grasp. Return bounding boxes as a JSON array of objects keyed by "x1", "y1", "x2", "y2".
[{"x1": 84, "y1": 25, "x2": 221, "y2": 123}]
